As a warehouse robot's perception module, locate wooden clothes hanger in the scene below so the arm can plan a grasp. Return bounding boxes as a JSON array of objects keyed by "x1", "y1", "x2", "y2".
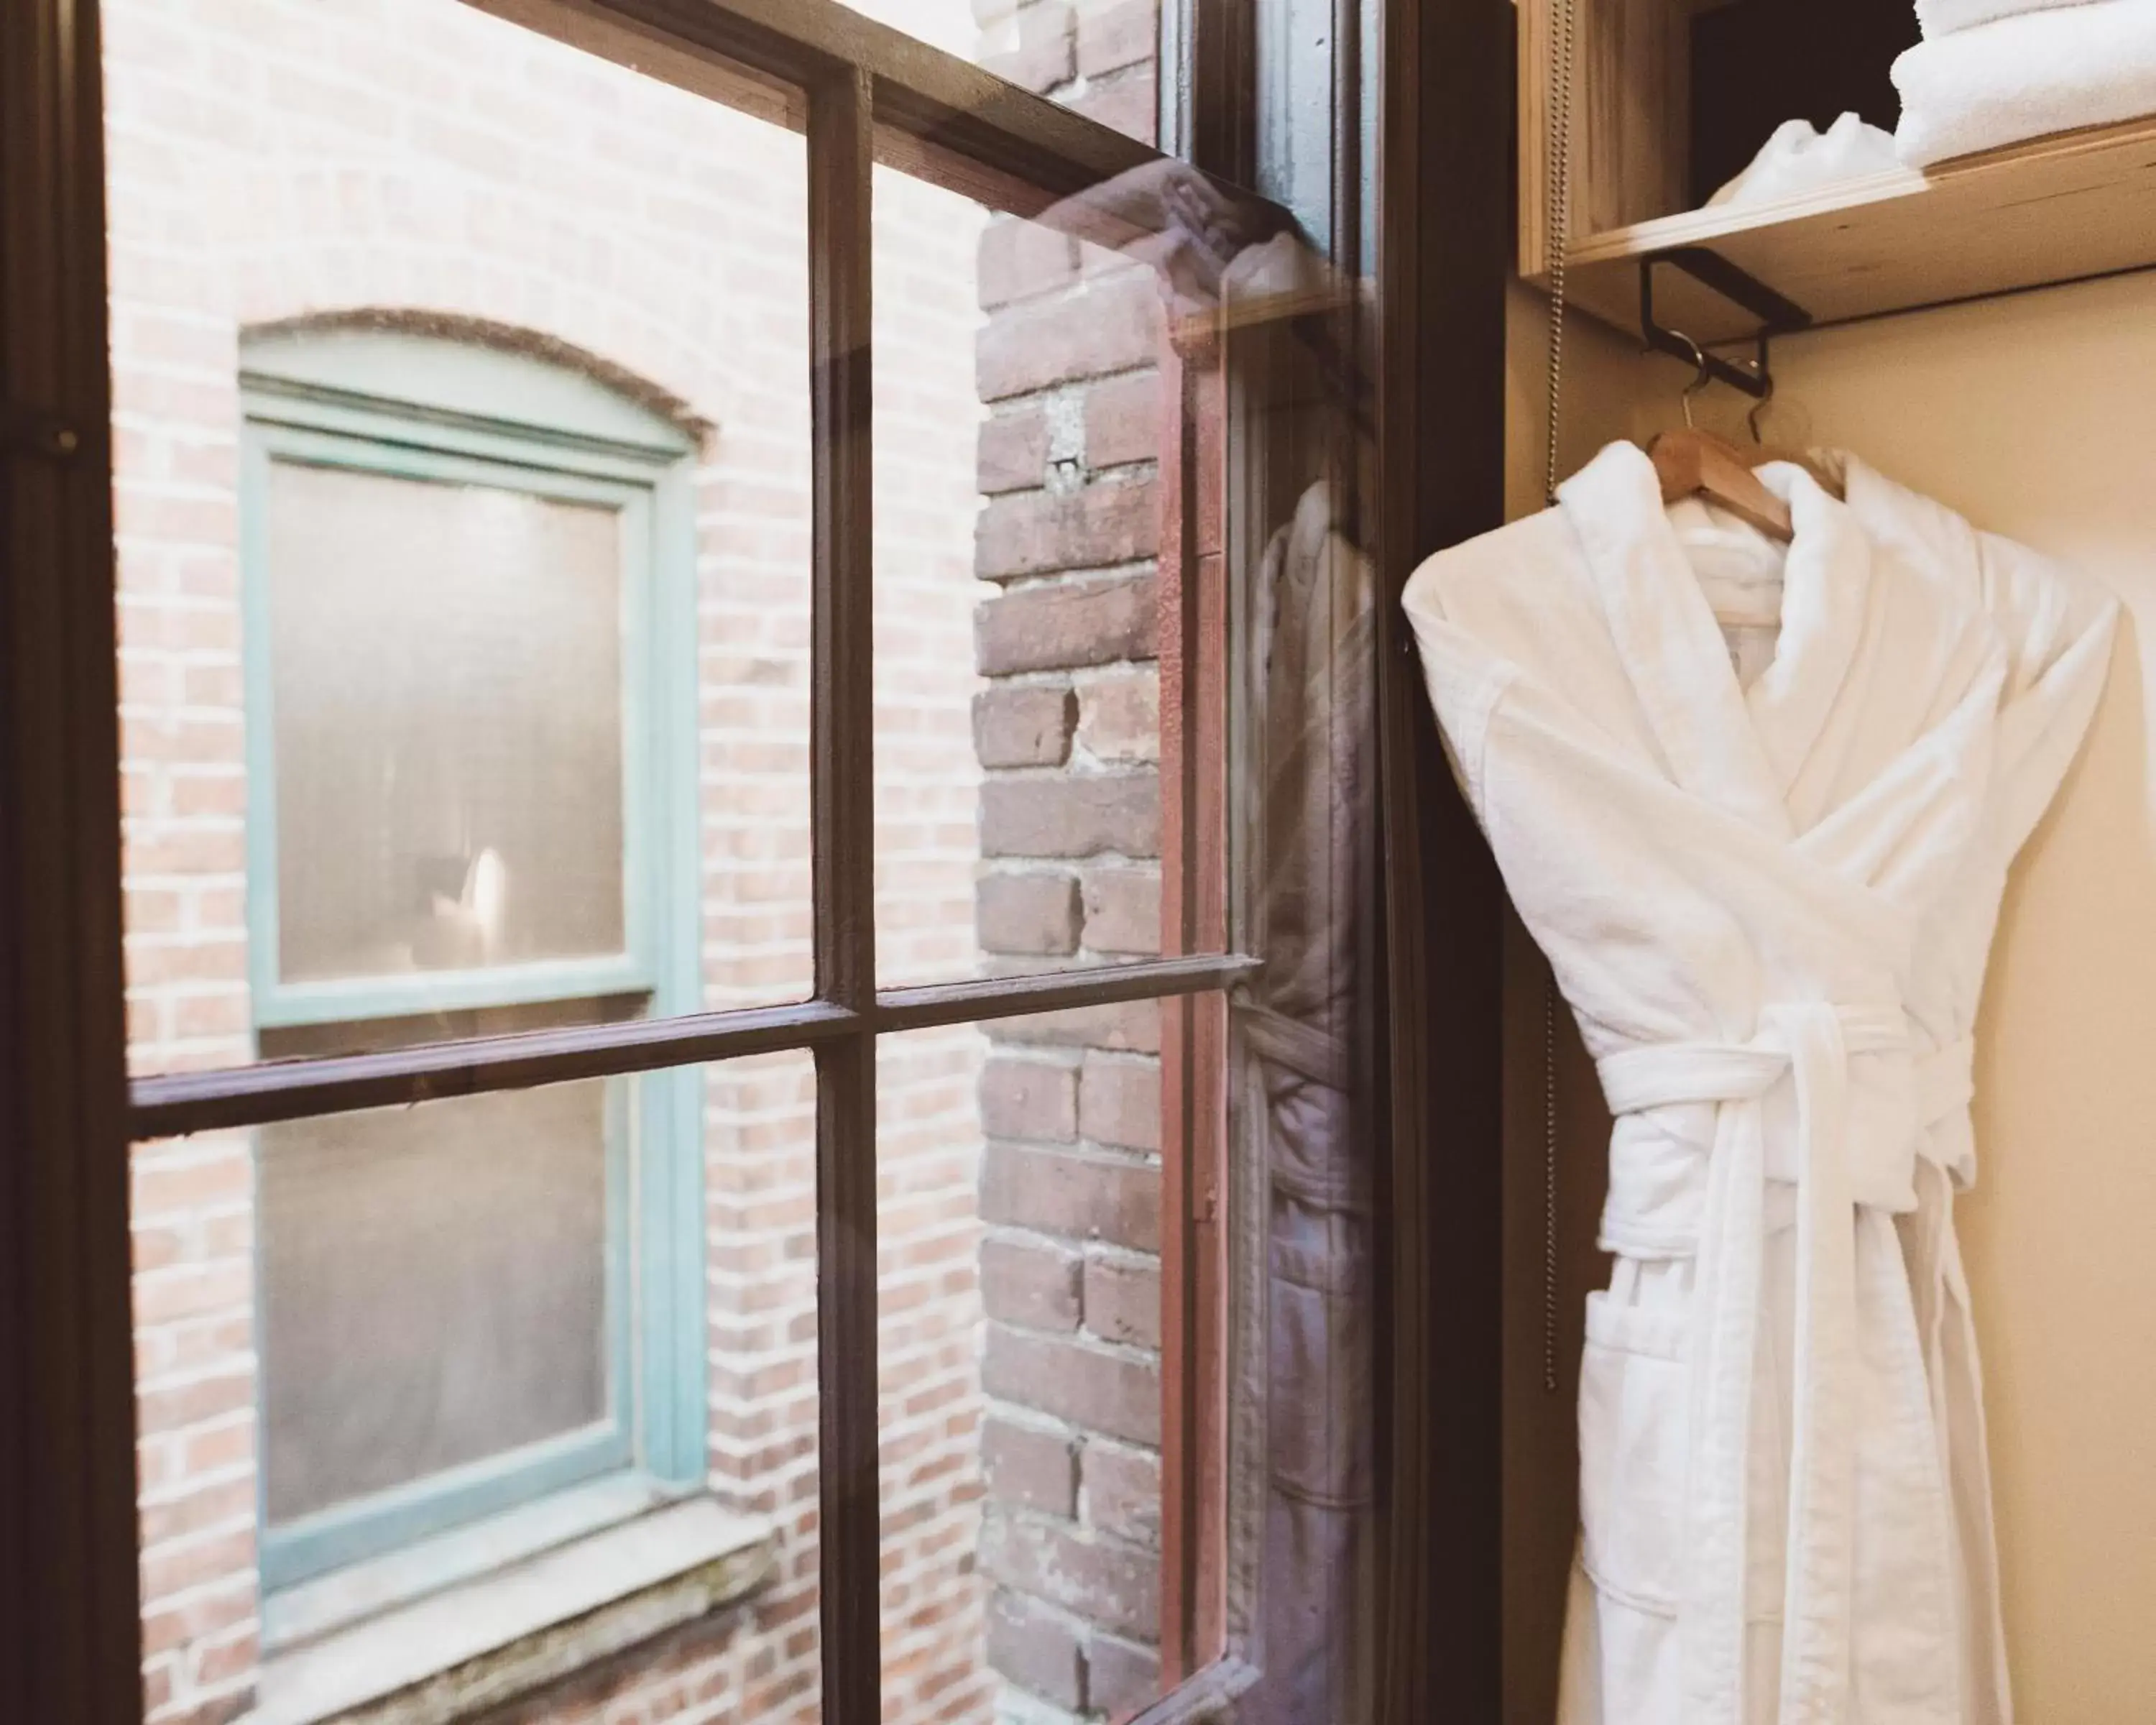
[{"x1": 1647, "y1": 336, "x2": 1841, "y2": 540}]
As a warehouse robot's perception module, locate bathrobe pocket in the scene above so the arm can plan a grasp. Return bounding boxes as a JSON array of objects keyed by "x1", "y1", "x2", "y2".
[{"x1": 1577, "y1": 1289, "x2": 1687, "y2": 1614}]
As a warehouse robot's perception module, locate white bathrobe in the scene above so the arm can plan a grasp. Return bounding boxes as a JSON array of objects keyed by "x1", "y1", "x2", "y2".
[{"x1": 1401, "y1": 443, "x2": 2116, "y2": 1724}]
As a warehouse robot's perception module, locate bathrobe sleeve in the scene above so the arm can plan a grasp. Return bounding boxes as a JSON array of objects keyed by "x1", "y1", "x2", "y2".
[{"x1": 1973, "y1": 529, "x2": 2119, "y2": 857}]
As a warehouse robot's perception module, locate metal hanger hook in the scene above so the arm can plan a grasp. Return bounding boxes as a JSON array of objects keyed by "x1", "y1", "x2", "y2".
[
  {"x1": 1670, "y1": 329, "x2": 1711, "y2": 430},
  {"x1": 1747, "y1": 372, "x2": 1777, "y2": 444}
]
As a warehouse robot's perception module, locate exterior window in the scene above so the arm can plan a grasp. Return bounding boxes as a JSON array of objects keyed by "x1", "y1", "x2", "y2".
[{"x1": 239, "y1": 332, "x2": 704, "y2": 1589}]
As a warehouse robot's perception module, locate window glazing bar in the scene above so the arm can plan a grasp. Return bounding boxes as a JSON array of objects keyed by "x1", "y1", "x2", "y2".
[
  {"x1": 806, "y1": 60, "x2": 880, "y2": 1725},
  {"x1": 125, "y1": 955, "x2": 1256, "y2": 1140}
]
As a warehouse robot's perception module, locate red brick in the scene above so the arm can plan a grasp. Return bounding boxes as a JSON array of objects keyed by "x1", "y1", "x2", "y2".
[
  {"x1": 978, "y1": 1509, "x2": 1160, "y2": 1641},
  {"x1": 982, "y1": 1415, "x2": 1078, "y2": 1517},
  {"x1": 1082, "y1": 367, "x2": 1162, "y2": 469},
  {"x1": 1075, "y1": 671, "x2": 1158, "y2": 763},
  {"x1": 976, "y1": 575, "x2": 1158, "y2": 676},
  {"x1": 981, "y1": 1143, "x2": 1160, "y2": 1252},
  {"x1": 979, "y1": 1055, "x2": 1077, "y2": 1142},
  {"x1": 1086, "y1": 1632, "x2": 1163, "y2": 1719},
  {"x1": 1081, "y1": 866, "x2": 1161, "y2": 955},
  {"x1": 977, "y1": 871, "x2": 1082, "y2": 957},
  {"x1": 977, "y1": 405, "x2": 1050, "y2": 494},
  {"x1": 991, "y1": 997, "x2": 1164, "y2": 1054},
  {"x1": 981, "y1": 1236, "x2": 1081, "y2": 1333},
  {"x1": 975, "y1": 477, "x2": 1158, "y2": 582},
  {"x1": 980, "y1": 773, "x2": 1158, "y2": 858},
  {"x1": 1082, "y1": 1252, "x2": 1160, "y2": 1351},
  {"x1": 978, "y1": 218, "x2": 1079, "y2": 310},
  {"x1": 985, "y1": 1587, "x2": 1083, "y2": 1708},
  {"x1": 984, "y1": 1, "x2": 1074, "y2": 92},
  {"x1": 1078, "y1": 1053, "x2": 1159, "y2": 1150},
  {"x1": 976, "y1": 269, "x2": 1163, "y2": 400},
  {"x1": 1082, "y1": 1440, "x2": 1161, "y2": 1549},
  {"x1": 973, "y1": 685, "x2": 1075, "y2": 768},
  {"x1": 1077, "y1": 0, "x2": 1158, "y2": 77},
  {"x1": 984, "y1": 1325, "x2": 1158, "y2": 1447},
  {"x1": 1072, "y1": 63, "x2": 1158, "y2": 145}
]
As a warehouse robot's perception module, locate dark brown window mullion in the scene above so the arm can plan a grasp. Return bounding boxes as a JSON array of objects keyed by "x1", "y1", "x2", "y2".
[
  {"x1": 0, "y1": 1, "x2": 142, "y2": 1719},
  {"x1": 806, "y1": 61, "x2": 880, "y2": 1725}
]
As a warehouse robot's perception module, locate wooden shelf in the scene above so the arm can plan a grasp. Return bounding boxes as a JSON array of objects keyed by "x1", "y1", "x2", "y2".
[{"x1": 1537, "y1": 114, "x2": 2156, "y2": 346}]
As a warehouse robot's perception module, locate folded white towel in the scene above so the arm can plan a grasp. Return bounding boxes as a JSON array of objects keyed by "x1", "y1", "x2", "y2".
[
  {"x1": 1894, "y1": 0, "x2": 2156, "y2": 165},
  {"x1": 1916, "y1": 0, "x2": 2099, "y2": 37},
  {"x1": 1708, "y1": 113, "x2": 1903, "y2": 207}
]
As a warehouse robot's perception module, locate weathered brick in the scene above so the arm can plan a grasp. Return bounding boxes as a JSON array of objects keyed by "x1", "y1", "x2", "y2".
[
  {"x1": 975, "y1": 477, "x2": 1158, "y2": 581},
  {"x1": 1078, "y1": 1053, "x2": 1160, "y2": 1150},
  {"x1": 1082, "y1": 1252, "x2": 1161, "y2": 1351},
  {"x1": 981, "y1": 1143, "x2": 1161, "y2": 1252},
  {"x1": 984, "y1": 0, "x2": 1074, "y2": 92},
  {"x1": 1082, "y1": 367, "x2": 1161, "y2": 469},
  {"x1": 974, "y1": 684, "x2": 1075, "y2": 768},
  {"x1": 976, "y1": 268, "x2": 1163, "y2": 400},
  {"x1": 1086, "y1": 1632, "x2": 1163, "y2": 1719},
  {"x1": 985, "y1": 1324, "x2": 1158, "y2": 1447},
  {"x1": 976, "y1": 870, "x2": 1082, "y2": 956},
  {"x1": 976, "y1": 576, "x2": 1158, "y2": 676},
  {"x1": 979, "y1": 1510, "x2": 1161, "y2": 1642},
  {"x1": 1077, "y1": 0, "x2": 1158, "y2": 78},
  {"x1": 985, "y1": 1587, "x2": 1084, "y2": 1709},
  {"x1": 1075, "y1": 670, "x2": 1158, "y2": 763},
  {"x1": 1082, "y1": 866, "x2": 1161, "y2": 955},
  {"x1": 977, "y1": 405, "x2": 1051, "y2": 494},
  {"x1": 982, "y1": 1235, "x2": 1082, "y2": 1332},
  {"x1": 1082, "y1": 1440, "x2": 1162, "y2": 1549},
  {"x1": 978, "y1": 217, "x2": 1080, "y2": 310},
  {"x1": 980, "y1": 774, "x2": 1158, "y2": 858},
  {"x1": 982, "y1": 1415, "x2": 1077, "y2": 1517},
  {"x1": 1072, "y1": 62, "x2": 1158, "y2": 145},
  {"x1": 980, "y1": 1055, "x2": 1078, "y2": 1142},
  {"x1": 992, "y1": 997, "x2": 1164, "y2": 1054}
]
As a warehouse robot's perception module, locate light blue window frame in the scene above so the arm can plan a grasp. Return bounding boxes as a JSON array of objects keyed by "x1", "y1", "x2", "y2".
[{"x1": 237, "y1": 331, "x2": 708, "y2": 1593}]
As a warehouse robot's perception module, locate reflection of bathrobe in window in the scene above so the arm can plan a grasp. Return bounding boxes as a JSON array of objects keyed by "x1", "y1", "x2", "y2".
[
  {"x1": 1402, "y1": 443, "x2": 2115, "y2": 1724},
  {"x1": 1239, "y1": 481, "x2": 1376, "y2": 1725}
]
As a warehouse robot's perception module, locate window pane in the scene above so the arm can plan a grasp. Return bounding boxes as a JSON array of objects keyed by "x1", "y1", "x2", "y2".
[
  {"x1": 257, "y1": 1078, "x2": 614, "y2": 1526},
  {"x1": 109, "y1": 0, "x2": 817, "y2": 1079},
  {"x1": 836, "y1": 0, "x2": 1161, "y2": 149},
  {"x1": 878, "y1": 998, "x2": 1180, "y2": 1724},
  {"x1": 873, "y1": 165, "x2": 1191, "y2": 988},
  {"x1": 265, "y1": 463, "x2": 627, "y2": 986},
  {"x1": 131, "y1": 1048, "x2": 823, "y2": 1723}
]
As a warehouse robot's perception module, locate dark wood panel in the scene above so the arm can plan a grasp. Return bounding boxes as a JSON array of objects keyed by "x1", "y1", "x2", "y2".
[
  {"x1": 1370, "y1": 0, "x2": 1513, "y2": 1721},
  {"x1": 0, "y1": 0, "x2": 144, "y2": 1719}
]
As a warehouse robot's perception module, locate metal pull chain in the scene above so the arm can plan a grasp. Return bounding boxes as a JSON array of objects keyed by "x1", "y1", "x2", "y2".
[{"x1": 1540, "y1": 0, "x2": 1578, "y2": 1396}]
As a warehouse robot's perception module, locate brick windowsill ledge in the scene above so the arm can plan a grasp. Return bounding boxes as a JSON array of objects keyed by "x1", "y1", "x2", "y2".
[{"x1": 247, "y1": 1498, "x2": 776, "y2": 1725}]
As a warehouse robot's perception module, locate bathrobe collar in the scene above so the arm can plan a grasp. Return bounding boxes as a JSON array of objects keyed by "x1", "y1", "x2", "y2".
[{"x1": 1558, "y1": 441, "x2": 1873, "y2": 837}]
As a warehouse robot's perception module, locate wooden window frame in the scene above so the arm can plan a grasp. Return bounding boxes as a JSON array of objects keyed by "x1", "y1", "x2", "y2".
[
  {"x1": 0, "y1": 2, "x2": 1385, "y2": 1722},
  {"x1": 234, "y1": 333, "x2": 713, "y2": 1593}
]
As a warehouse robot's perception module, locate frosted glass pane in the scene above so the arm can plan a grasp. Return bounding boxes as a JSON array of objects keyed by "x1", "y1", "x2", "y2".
[
  {"x1": 259, "y1": 1079, "x2": 612, "y2": 1526},
  {"x1": 265, "y1": 461, "x2": 627, "y2": 985}
]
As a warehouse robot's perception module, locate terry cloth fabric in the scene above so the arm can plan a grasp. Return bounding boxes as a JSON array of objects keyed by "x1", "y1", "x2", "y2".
[
  {"x1": 1916, "y1": 0, "x2": 2099, "y2": 37},
  {"x1": 1708, "y1": 113, "x2": 1904, "y2": 208},
  {"x1": 1894, "y1": 0, "x2": 2156, "y2": 165}
]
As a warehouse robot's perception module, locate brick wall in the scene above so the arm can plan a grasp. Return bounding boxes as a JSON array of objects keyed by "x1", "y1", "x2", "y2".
[
  {"x1": 109, "y1": 2, "x2": 994, "y2": 1722},
  {"x1": 967, "y1": 4, "x2": 1173, "y2": 1720}
]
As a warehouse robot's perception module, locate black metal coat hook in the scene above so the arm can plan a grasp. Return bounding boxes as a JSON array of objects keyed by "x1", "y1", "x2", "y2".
[{"x1": 1639, "y1": 247, "x2": 1812, "y2": 402}]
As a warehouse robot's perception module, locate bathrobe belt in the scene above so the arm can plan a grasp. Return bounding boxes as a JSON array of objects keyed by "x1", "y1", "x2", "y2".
[{"x1": 1598, "y1": 1006, "x2": 1976, "y2": 1725}]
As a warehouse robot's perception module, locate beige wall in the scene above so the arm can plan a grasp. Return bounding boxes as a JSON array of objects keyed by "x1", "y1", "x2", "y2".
[{"x1": 1506, "y1": 271, "x2": 2156, "y2": 1720}]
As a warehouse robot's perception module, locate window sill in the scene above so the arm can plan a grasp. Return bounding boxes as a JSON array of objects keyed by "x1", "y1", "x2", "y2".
[{"x1": 247, "y1": 1498, "x2": 776, "y2": 1725}]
